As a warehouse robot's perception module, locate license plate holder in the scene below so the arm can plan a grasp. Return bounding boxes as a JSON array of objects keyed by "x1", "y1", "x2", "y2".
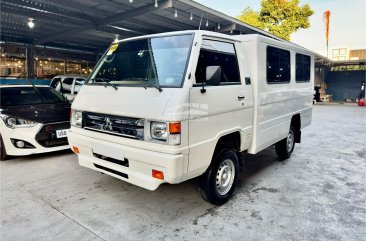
[
  {"x1": 56, "y1": 129, "x2": 69, "y2": 138},
  {"x1": 92, "y1": 143, "x2": 124, "y2": 161}
]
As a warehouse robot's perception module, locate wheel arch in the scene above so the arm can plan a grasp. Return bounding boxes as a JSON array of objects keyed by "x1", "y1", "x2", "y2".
[
  {"x1": 291, "y1": 114, "x2": 301, "y2": 143},
  {"x1": 205, "y1": 131, "x2": 242, "y2": 173}
]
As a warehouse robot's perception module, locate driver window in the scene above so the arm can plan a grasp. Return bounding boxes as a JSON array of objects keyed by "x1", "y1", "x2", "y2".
[{"x1": 195, "y1": 39, "x2": 241, "y2": 85}]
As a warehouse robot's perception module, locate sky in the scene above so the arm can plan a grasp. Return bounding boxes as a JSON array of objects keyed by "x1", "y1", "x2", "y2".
[{"x1": 195, "y1": 0, "x2": 366, "y2": 57}]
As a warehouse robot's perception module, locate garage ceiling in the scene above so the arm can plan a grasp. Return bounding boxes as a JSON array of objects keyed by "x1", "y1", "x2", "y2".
[{"x1": 0, "y1": 0, "x2": 284, "y2": 53}]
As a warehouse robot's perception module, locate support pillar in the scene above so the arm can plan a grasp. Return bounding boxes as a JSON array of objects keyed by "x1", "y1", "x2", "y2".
[{"x1": 26, "y1": 45, "x2": 35, "y2": 79}]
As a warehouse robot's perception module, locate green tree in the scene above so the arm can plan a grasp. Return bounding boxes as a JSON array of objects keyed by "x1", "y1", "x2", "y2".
[{"x1": 237, "y1": 0, "x2": 314, "y2": 40}]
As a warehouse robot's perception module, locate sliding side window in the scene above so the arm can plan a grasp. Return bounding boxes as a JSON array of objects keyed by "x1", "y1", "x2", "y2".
[
  {"x1": 267, "y1": 46, "x2": 291, "y2": 84},
  {"x1": 296, "y1": 53, "x2": 311, "y2": 82}
]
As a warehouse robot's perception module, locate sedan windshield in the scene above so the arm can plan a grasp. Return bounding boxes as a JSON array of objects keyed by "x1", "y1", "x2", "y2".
[
  {"x1": 0, "y1": 87, "x2": 68, "y2": 107},
  {"x1": 89, "y1": 34, "x2": 193, "y2": 88}
]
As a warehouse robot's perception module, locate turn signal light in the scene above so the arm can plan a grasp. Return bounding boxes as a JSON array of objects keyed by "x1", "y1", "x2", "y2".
[
  {"x1": 72, "y1": 146, "x2": 80, "y2": 154},
  {"x1": 169, "y1": 122, "x2": 181, "y2": 134},
  {"x1": 152, "y1": 170, "x2": 164, "y2": 180}
]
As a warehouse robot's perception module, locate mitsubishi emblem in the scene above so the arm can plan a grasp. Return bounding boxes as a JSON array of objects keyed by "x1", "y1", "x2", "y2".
[{"x1": 103, "y1": 117, "x2": 113, "y2": 131}]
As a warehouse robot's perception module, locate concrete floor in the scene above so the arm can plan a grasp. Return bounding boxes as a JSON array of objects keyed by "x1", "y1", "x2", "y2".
[{"x1": 1, "y1": 105, "x2": 365, "y2": 241}]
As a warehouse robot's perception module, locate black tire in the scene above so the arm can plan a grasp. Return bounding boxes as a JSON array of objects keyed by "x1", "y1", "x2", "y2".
[
  {"x1": 275, "y1": 126, "x2": 296, "y2": 161},
  {"x1": 0, "y1": 135, "x2": 9, "y2": 161},
  {"x1": 199, "y1": 149, "x2": 239, "y2": 205}
]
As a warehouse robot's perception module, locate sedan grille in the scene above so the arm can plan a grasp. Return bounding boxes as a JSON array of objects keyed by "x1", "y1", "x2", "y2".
[{"x1": 35, "y1": 121, "x2": 70, "y2": 147}]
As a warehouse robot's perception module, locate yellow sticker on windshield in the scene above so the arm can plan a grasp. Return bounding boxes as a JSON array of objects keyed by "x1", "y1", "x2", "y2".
[{"x1": 107, "y1": 44, "x2": 119, "y2": 55}]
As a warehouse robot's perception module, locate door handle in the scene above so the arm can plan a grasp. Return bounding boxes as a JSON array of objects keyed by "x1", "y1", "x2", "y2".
[{"x1": 238, "y1": 96, "x2": 245, "y2": 101}]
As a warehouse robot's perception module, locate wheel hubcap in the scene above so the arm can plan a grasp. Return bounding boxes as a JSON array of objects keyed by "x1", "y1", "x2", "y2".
[
  {"x1": 216, "y1": 159, "x2": 235, "y2": 195},
  {"x1": 287, "y1": 130, "x2": 295, "y2": 152}
]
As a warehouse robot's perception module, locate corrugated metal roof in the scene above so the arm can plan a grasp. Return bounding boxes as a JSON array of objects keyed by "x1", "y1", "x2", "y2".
[
  {"x1": 0, "y1": 0, "x2": 284, "y2": 52},
  {"x1": 0, "y1": 0, "x2": 329, "y2": 63}
]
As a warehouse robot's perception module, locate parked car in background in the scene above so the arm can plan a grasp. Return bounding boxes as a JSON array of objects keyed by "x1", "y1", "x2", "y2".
[
  {"x1": 50, "y1": 75, "x2": 87, "y2": 101},
  {"x1": 0, "y1": 85, "x2": 71, "y2": 161}
]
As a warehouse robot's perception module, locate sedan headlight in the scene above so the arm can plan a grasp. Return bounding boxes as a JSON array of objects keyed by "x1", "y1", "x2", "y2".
[
  {"x1": 0, "y1": 115, "x2": 38, "y2": 128},
  {"x1": 150, "y1": 121, "x2": 181, "y2": 145},
  {"x1": 71, "y1": 110, "x2": 82, "y2": 128}
]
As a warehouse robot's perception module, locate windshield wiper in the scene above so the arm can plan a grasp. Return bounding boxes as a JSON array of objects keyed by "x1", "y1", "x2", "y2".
[
  {"x1": 90, "y1": 78, "x2": 118, "y2": 91},
  {"x1": 144, "y1": 82, "x2": 162, "y2": 92}
]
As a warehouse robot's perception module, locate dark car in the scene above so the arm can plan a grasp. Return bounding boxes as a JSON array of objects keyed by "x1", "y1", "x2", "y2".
[{"x1": 0, "y1": 85, "x2": 71, "y2": 161}]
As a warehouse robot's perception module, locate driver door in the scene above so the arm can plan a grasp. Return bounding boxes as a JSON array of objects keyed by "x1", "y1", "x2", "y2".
[{"x1": 188, "y1": 38, "x2": 253, "y2": 173}]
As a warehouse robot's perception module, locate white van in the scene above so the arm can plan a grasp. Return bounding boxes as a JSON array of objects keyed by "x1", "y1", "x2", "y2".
[
  {"x1": 50, "y1": 75, "x2": 87, "y2": 101},
  {"x1": 68, "y1": 30, "x2": 314, "y2": 205}
]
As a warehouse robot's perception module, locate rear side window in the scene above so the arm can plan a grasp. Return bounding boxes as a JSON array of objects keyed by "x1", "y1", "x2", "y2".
[
  {"x1": 74, "y1": 78, "x2": 86, "y2": 93},
  {"x1": 296, "y1": 54, "x2": 311, "y2": 82},
  {"x1": 267, "y1": 46, "x2": 291, "y2": 83},
  {"x1": 195, "y1": 39, "x2": 240, "y2": 84},
  {"x1": 50, "y1": 77, "x2": 61, "y2": 88},
  {"x1": 61, "y1": 78, "x2": 74, "y2": 94},
  {"x1": 75, "y1": 78, "x2": 85, "y2": 86},
  {"x1": 63, "y1": 78, "x2": 74, "y2": 85}
]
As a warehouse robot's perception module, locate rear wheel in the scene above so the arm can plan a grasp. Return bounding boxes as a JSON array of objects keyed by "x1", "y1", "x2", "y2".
[
  {"x1": 275, "y1": 126, "x2": 296, "y2": 161},
  {"x1": 199, "y1": 149, "x2": 239, "y2": 205},
  {"x1": 0, "y1": 135, "x2": 9, "y2": 161}
]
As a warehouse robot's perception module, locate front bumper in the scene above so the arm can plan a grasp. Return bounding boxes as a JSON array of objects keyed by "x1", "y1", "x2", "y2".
[
  {"x1": 68, "y1": 131, "x2": 187, "y2": 191},
  {"x1": 1, "y1": 122, "x2": 70, "y2": 156}
]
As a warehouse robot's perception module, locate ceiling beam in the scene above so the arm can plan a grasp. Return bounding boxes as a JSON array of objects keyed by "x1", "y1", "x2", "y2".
[
  {"x1": 217, "y1": 23, "x2": 236, "y2": 33},
  {"x1": 176, "y1": 0, "x2": 284, "y2": 42},
  {"x1": 1, "y1": 4, "x2": 148, "y2": 44},
  {"x1": 119, "y1": 19, "x2": 174, "y2": 34},
  {"x1": 45, "y1": 0, "x2": 105, "y2": 18},
  {"x1": 1, "y1": 4, "x2": 91, "y2": 28},
  {"x1": 34, "y1": 0, "x2": 173, "y2": 45},
  {"x1": 96, "y1": 0, "x2": 172, "y2": 26}
]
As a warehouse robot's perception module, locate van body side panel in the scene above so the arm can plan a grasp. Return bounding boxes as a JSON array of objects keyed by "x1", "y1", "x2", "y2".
[{"x1": 238, "y1": 35, "x2": 313, "y2": 154}]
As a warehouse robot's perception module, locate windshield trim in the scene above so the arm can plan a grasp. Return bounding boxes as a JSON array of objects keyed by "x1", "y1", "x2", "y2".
[{"x1": 85, "y1": 33, "x2": 195, "y2": 89}]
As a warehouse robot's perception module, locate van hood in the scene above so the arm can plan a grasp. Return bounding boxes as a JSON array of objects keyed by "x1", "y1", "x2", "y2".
[{"x1": 72, "y1": 85, "x2": 186, "y2": 121}]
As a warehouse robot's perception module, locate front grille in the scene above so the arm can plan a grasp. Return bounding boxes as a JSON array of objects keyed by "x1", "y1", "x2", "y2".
[
  {"x1": 35, "y1": 121, "x2": 70, "y2": 147},
  {"x1": 82, "y1": 112, "x2": 144, "y2": 140}
]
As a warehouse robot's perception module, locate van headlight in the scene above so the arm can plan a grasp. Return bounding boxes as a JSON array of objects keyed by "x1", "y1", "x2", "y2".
[
  {"x1": 150, "y1": 122, "x2": 168, "y2": 140},
  {"x1": 150, "y1": 121, "x2": 180, "y2": 145},
  {"x1": 71, "y1": 110, "x2": 82, "y2": 128},
  {"x1": 0, "y1": 115, "x2": 38, "y2": 128}
]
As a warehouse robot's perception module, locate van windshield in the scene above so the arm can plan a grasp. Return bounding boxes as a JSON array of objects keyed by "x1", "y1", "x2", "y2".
[{"x1": 89, "y1": 34, "x2": 193, "y2": 88}]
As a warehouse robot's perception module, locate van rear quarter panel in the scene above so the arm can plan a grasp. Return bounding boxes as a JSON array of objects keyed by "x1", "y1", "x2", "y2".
[{"x1": 243, "y1": 37, "x2": 314, "y2": 154}]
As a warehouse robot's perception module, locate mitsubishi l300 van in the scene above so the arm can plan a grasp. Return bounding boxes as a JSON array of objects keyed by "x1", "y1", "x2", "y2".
[{"x1": 68, "y1": 30, "x2": 314, "y2": 205}]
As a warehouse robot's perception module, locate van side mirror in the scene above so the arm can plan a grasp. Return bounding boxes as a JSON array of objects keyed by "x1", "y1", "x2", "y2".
[{"x1": 206, "y1": 66, "x2": 221, "y2": 86}]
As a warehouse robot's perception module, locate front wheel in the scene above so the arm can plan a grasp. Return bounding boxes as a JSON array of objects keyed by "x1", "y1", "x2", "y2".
[
  {"x1": 199, "y1": 150, "x2": 239, "y2": 205},
  {"x1": 275, "y1": 126, "x2": 296, "y2": 161}
]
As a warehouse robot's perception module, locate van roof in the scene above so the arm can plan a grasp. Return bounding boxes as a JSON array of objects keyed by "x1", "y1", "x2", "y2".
[{"x1": 114, "y1": 30, "x2": 312, "y2": 54}]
